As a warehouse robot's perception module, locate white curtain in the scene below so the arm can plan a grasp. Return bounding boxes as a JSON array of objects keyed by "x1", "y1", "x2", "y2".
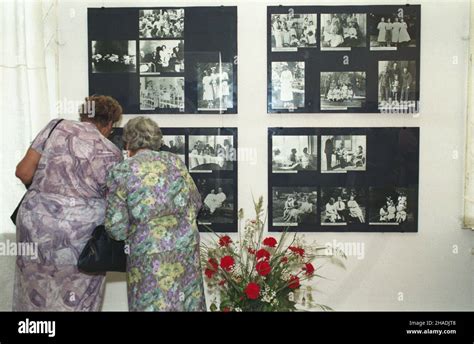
[
  {"x1": 464, "y1": 4, "x2": 474, "y2": 229},
  {"x1": 0, "y1": 0, "x2": 59, "y2": 234}
]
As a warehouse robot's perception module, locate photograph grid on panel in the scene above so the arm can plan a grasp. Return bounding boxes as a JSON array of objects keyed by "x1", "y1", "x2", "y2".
[
  {"x1": 268, "y1": 127, "x2": 419, "y2": 232},
  {"x1": 109, "y1": 127, "x2": 238, "y2": 233},
  {"x1": 267, "y1": 5, "x2": 420, "y2": 114},
  {"x1": 88, "y1": 6, "x2": 238, "y2": 114}
]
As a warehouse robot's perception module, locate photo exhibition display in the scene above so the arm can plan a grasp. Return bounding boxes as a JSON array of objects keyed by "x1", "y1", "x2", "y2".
[
  {"x1": 88, "y1": 7, "x2": 238, "y2": 114},
  {"x1": 109, "y1": 128, "x2": 238, "y2": 233},
  {"x1": 89, "y1": 5, "x2": 421, "y2": 234},
  {"x1": 267, "y1": 5, "x2": 420, "y2": 113},
  {"x1": 269, "y1": 127, "x2": 419, "y2": 232}
]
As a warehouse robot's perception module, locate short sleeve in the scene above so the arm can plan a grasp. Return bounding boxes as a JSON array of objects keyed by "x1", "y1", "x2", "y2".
[{"x1": 30, "y1": 119, "x2": 62, "y2": 154}]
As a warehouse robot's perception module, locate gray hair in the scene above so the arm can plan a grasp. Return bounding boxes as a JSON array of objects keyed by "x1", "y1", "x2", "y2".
[{"x1": 123, "y1": 117, "x2": 162, "y2": 151}]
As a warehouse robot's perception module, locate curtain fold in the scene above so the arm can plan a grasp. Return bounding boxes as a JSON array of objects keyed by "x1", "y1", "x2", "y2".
[
  {"x1": 0, "y1": 0, "x2": 59, "y2": 233},
  {"x1": 464, "y1": 3, "x2": 474, "y2": 229}
]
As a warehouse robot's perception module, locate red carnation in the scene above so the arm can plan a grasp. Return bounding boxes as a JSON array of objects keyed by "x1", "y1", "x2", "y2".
[
  {"x1": 303, "y1": 263, "x2": 315, "y2": 276},
  {"x1": 244, "y1": 282, "x2": 261, "y2": 300},
  {"x1": 288, "y1": 275, "x2": 300, "y2": 289},
  {"x1": 222, "y1": 307, "x2": 231, "y2": 312},
  {"x1": 219, "y1": 235, "x2": 232, "y2": 247},
  {"x1": 289, "y1": 246, "x2": 305, "y2": 257},
  {"x1": 255, "y1": 261, "x2": 272, "y2": 276},
  {"x1": 256, "y1": 248, "x2": 270, "y2": 261},
  {"x1": 220, "y1": 255, "x2": 235, "y2": 272},
  {"x1": 205, "y1": 268, "x2": 216, "y2": 279},
  {"x1": 280, "y1": 256, "x2": 288, "y2": 264},
  {"x1": 208, "y1": 258, "x2": 219, "y2": 271},
  {"x1": 247, "y1": 247, "x2": 256, "y2": 255},
  {"x1": 263, "y1": 237, "x2": 277, "y2": 248},
  {"x1": 218, "y1": 279, "x2": 226, "y2": 286}
]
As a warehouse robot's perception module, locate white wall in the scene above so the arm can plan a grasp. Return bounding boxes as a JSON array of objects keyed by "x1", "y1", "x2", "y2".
[{"x1": 53, "y1": 0, "x2": 474, "y2": 311}]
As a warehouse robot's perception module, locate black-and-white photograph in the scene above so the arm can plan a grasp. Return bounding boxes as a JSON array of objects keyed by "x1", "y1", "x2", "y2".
[
  {"x1": 139, "y1": 9, "x2": 185, "y2": 38},
  {"x1": 140, "y1": 77, "x2": 185, "y2": 110},
  {"x1": 271, "y1": 13, "x2": 317, "y2": 51},
  {"x1": 321, "y1": 187, "x2": 366, "y2": 225},
  {"x1": 320, "y1": 72, "x2": 366, "y2": 110},
  {"x1": 272, "y1": 135, "x2": 318, "y2": 172},
  {"x1": 271, "y1": 61, "x2": 305, "y2": 110},
  {"x1": 160, "y1": 135, "x2": 185, "y2": 163},
  {"x1": 272, "y1": 187, "x2": 318, "y2": 226},
  {"x1": 321, "y1": 135, "x2": 366, "y2": 173},
  {"x1": 368, "y1": 12, "x2": 417, "y2": 50},
  {"x1": 320, "y1": 13, "x2": 367, "y2": 50},
  {"x1": 188, "y1": 135, "x2": 235, "y2": 172},
  {"x1": 196, "y1": 178, "x2": 234, "y2": 224},
  {"x1": 91, "y1": 40, "x2": 136, "y2": 73},
  {"x1": 139, "y1": 40, "x2": 184, "y2": 74},
  {"x1": 369, "y1": 187, "x2": 414, "y2": 225},
  {"x1": 378, "y1": 60, "x2": 417, "y2": 111},
  {"x1": 197, "y1": 63, "x2": 233, "y2": 111}
]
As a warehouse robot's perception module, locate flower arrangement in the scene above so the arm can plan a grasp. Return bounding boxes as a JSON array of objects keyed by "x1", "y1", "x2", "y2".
[{"x1": 201, "y1": 196, "x2": 346, "y2": 312}]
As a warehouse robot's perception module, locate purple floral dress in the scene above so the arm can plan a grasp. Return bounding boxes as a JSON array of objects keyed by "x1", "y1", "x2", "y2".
[
  {"x1": 105, "y1": 149, "x2": 206, "y2": 311},
  {"x1": 13, "y1": 119, "x2": 123, "y2": 311}
]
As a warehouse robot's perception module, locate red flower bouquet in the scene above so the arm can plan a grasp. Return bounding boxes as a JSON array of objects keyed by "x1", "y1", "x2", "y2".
[{"x1": 201, "y1": 197, "x2": 345, "y2": 312}]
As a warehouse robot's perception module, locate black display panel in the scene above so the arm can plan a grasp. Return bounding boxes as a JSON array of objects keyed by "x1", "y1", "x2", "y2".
[
  {"x1": 109, "y1": 127, "x2": 238, "y2": 233},
  {"x1": 88, "y1": 7, "x2": 238, "y2": 114},
  {"x1": 268, "y1": 127, "x2": 419, "y2": 232},
  {"x1": 267, "y1": 5, "x2": 421, "y2": 114}
]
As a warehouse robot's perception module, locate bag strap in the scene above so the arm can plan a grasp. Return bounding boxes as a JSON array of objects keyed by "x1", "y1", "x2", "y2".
[
  {"x1": 42, "y1": 119, "x2": 64, "y2": 151},
  {"x1": 25, "y1": 119, "x2": 64, "y2": 190}
]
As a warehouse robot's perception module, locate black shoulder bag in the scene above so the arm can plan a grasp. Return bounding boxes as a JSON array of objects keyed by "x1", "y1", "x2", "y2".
[
  {"x1": 10, "y1": 119, "x2": 64, "y2": 225},
  {"x1": 77, "y1": 225, "x2": 126, "y2": 273}
]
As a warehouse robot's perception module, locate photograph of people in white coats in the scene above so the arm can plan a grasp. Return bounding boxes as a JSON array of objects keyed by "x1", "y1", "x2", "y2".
[
  {"x1": 196, "y1": 178, "x2": 234, "y2": 224},
  {"x1": 198, "y1": 63, "x2": 233, "y2": 111},
  {"x1": 271, "y1": 13, "x2": 317, "y2": 51},
  {"x1": 271, "y1": 61, "x2": 305, "y2": 110},
  {"x1": 369, "y1": 12, "x2": 416, "y2": 49}
]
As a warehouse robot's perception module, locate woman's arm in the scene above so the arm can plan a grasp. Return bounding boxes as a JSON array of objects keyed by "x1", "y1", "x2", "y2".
[
  {"x1": 16, "y1": 119, "x2": 62, "y2": 185},
  {"x1": 15, "y1": 148, "x2": 41, "y2": 185}
]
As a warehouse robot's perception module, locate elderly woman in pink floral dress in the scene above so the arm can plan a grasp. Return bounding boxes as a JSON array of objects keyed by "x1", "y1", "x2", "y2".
[
  {"x1": 13, "y1": 95, "x2": 123, "y2": 311},
  {"x1": 105, "y1": 117, "x2": 206, "y2": 311}
]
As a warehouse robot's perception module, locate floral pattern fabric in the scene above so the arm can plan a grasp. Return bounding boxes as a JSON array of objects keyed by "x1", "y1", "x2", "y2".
[
  {"x1": 13, "y1": 119, "x2": 123, "y2": 311},
  {"x1": 105, "y1": 149, "x2": 206, "y2": 311}
]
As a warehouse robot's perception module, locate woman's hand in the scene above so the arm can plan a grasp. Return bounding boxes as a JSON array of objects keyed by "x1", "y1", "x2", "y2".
[{"x1": 15, "y1": 148, "x2": 41, "y2": 185}]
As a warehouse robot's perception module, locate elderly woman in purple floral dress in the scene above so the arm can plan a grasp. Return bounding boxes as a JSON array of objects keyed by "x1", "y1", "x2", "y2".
[
  {"x1": 105, "y1": 117, "x2": 206, "y2": 311},
  {"x1": 13, "y1": 95, "x2": 123, "y2": 311}
]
